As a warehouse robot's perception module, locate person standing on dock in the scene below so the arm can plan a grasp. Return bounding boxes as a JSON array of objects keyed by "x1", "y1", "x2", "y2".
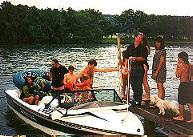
[
  {"x1": 125, "y1": 32, "x2": 148, "y2": 107},
  {"x1": 142, "y1": 36, "x2": 151, "y2": 101},
  {"x1": 151, "y1": 36, "x2": 166, "y2": 100},
  {"x1": 173, "y1": 51, "x2": 193, "y2": 122},
  {"x1": 119, "y1": 50, "x2": 129, "y2": 101}
]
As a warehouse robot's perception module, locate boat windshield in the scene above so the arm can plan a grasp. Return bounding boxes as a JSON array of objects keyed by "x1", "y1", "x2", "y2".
[{"x1": 60, "y1": 89, "x2": 122, "y2": 109}]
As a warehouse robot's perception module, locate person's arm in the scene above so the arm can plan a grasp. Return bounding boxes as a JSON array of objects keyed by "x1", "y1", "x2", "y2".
[
  {"x1": 94, "y1": 67, "x2": 118, "y2": 72},
  {"x1": 49, "y1": 71, "x2": 52, "y2": 81},
  {"x1": 129, "y1": 56, "x2": 145, "y2": 62},
  {"x1": 152, "y1": 55, "x2": 165, "y2": 79},
  {"x1": 63, "y1": 66, "x2": 69, "y2": 74},
  {"x1": 75, "y1": 69, "x2": 84, "y2": 82},
  {"x1": 128, "y1": 46, "x2": 146, "y2": 62},
  {"x1": 76, "y1": 79, "x2": 90, "y2": 87},
  {"x1": 63, "y1": 74, "x2": 67, "y2": 85},
  {"x1": 22, "y1": 86, "x2": 33, "y2": 97},
  {"x1": 176, "y1": 60, "x2": 183, "y2": 78}
]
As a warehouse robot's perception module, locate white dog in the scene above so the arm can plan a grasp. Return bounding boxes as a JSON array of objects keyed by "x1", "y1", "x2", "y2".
[{"x1": 150, "y1": 95, "x2": 179, "y2": 115}]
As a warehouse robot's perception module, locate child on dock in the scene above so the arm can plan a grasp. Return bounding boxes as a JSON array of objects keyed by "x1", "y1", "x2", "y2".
[{"x1": 173, "y1": 51, "x2": 193, "y2": 123}]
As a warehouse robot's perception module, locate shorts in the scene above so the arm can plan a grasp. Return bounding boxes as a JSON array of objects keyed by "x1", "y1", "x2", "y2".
[
  {"x1": 187, "y1": 81, "x2": 193, "y2": 104},
  {"x1": 178, "y1": 82, "x2": 190, "y2": 105}
]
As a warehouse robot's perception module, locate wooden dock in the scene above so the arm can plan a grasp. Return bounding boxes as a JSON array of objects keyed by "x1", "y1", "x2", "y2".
[{"x1": 129, "y1": 102, "x2": 193, "y2": 136}]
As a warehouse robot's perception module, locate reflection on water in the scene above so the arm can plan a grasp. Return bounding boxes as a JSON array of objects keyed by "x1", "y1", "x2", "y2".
[{"x1": 1, "y1": 44, "x2": 193, "y2": 136}]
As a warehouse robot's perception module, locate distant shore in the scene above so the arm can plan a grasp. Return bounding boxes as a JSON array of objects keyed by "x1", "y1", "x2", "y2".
[{"x1": 0, "y1": 40, "x2": 193, "y2": 48}]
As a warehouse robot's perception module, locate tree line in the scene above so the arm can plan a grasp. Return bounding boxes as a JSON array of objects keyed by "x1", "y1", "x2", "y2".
[{"x1": 0, "y1": 1, "x2": 193, "y2": 46}]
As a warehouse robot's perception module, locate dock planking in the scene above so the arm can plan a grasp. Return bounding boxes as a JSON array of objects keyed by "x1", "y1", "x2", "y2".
[{"x1": 129, "y1": 102, "x2": 193, "y2": 135}]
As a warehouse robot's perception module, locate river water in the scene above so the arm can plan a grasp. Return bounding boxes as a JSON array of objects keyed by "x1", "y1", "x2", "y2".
[{"x1": 0, "y1": 43, "x2": 193, "y2": 136}]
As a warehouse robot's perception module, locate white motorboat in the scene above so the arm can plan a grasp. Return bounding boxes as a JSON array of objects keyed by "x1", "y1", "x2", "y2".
[{"x1": 5, "y1": 88, "x2": 144, "y2": 136}]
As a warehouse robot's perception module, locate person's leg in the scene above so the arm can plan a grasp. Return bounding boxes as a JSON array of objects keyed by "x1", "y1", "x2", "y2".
[
  {"x1": 173, "y1": 104, "x2": 184, "y2": 120},
  {"x1": 51, "y1": 86, "x2": 65, "y2": 107},
  {"x1": 28, "y1": 96, "x2": 35, "y2": 105},
  {"x1": 34, "y1": 95, "x2": 40, "y2": 105},
  {"x1": 23, "y1": 98, "x2": 28, "y2": 103},
  {"x1": 187, "y1": 103, "x2": 193, "y2": 123},
  {"x1": 143, "y1": 74, "x2": 150, "y2": 100},
  {"x1": 157, "y1": 81, "x2": 165, "y2": 100},
  {"x1": 174, "y1": 83, "x2": 185, "y2": 120},
  {"x1": 121, "y1": 74, "x2": 128, "y2": 100},
  {"x1": 130, "y1": 67, "x2": 144, "y2": 106}
]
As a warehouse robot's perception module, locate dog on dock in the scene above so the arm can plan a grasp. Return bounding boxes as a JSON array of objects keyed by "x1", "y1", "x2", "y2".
[{"x1": 150, "y1": 95, "x2": 179, "y2": 116}]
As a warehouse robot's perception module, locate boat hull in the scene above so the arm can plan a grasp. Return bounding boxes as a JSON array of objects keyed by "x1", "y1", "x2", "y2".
[
  {"x1": 6, "y1": 91, "x2": 117, "y2": 135},
  {"x1": 5, "y1": 89, "x2": 144, "y2": 136}
]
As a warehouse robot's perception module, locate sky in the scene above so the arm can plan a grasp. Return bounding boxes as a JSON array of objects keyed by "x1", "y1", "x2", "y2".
[{"x1": 1, "y1": 0, "x2": 193, "y2": 16}]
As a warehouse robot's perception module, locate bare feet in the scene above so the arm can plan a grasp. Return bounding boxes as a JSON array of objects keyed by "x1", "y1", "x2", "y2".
[
  {"x1": 173, "y1": 116, "x2": 184, "y2": 121},
  {"x1": 186, "y1": 119, "x2": 193, "y2": 123}
]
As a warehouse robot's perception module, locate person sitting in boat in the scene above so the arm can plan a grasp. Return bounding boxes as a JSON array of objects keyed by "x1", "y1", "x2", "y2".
[
  {"x1": 64, "y1": 65, "x2": 76, "y2": 92},
  {"x1": 20, "y1": 76, "x2": 40, "y2": 105},
  {"x1": 76, "y1": 59, "x2": 118, "y2": 88},
  {"x1": 75, "y1": 74, "x2": 92, "y2": 90}
]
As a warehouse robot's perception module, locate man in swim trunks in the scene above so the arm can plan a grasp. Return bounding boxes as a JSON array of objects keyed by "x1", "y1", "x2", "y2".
[{"x1": 173, "y1": 51, "x2": 191, "y2": 121}]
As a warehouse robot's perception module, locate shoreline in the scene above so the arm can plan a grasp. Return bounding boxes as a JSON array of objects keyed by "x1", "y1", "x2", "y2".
[{"x1": 0, "y1": 41, "x2": 193, "y2": 48}]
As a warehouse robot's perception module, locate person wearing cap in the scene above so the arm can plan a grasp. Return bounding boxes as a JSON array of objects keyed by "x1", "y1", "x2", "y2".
[
  {"x1": 124, "y1": 32, "x2": 148, "y2": 107},
  {"x1": 152, "y1": 36, "x2": 166, "y2": 100},
  {"x1": 76, "y1": 59, "x2": 118, "y2": 88}
]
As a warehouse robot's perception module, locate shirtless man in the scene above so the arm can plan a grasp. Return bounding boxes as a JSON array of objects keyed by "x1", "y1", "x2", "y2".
[
  {"x1": 173, "y1": 51, "x2": 191, "y2": 121},
  {"x1": 75, "y1": 74, "x2": 92, "y2": 90},
  {"x1": 64, "y1": 65, "x2": 76, "y2": 91},
  {"x1": 76, "y1": 59, "x2": 118, "y2": 88}
]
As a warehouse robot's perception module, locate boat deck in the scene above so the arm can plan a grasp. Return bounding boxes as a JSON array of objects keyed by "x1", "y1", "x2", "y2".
[{"x1": 129, "y1": 102, "x2": 193, "y2": 135}]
